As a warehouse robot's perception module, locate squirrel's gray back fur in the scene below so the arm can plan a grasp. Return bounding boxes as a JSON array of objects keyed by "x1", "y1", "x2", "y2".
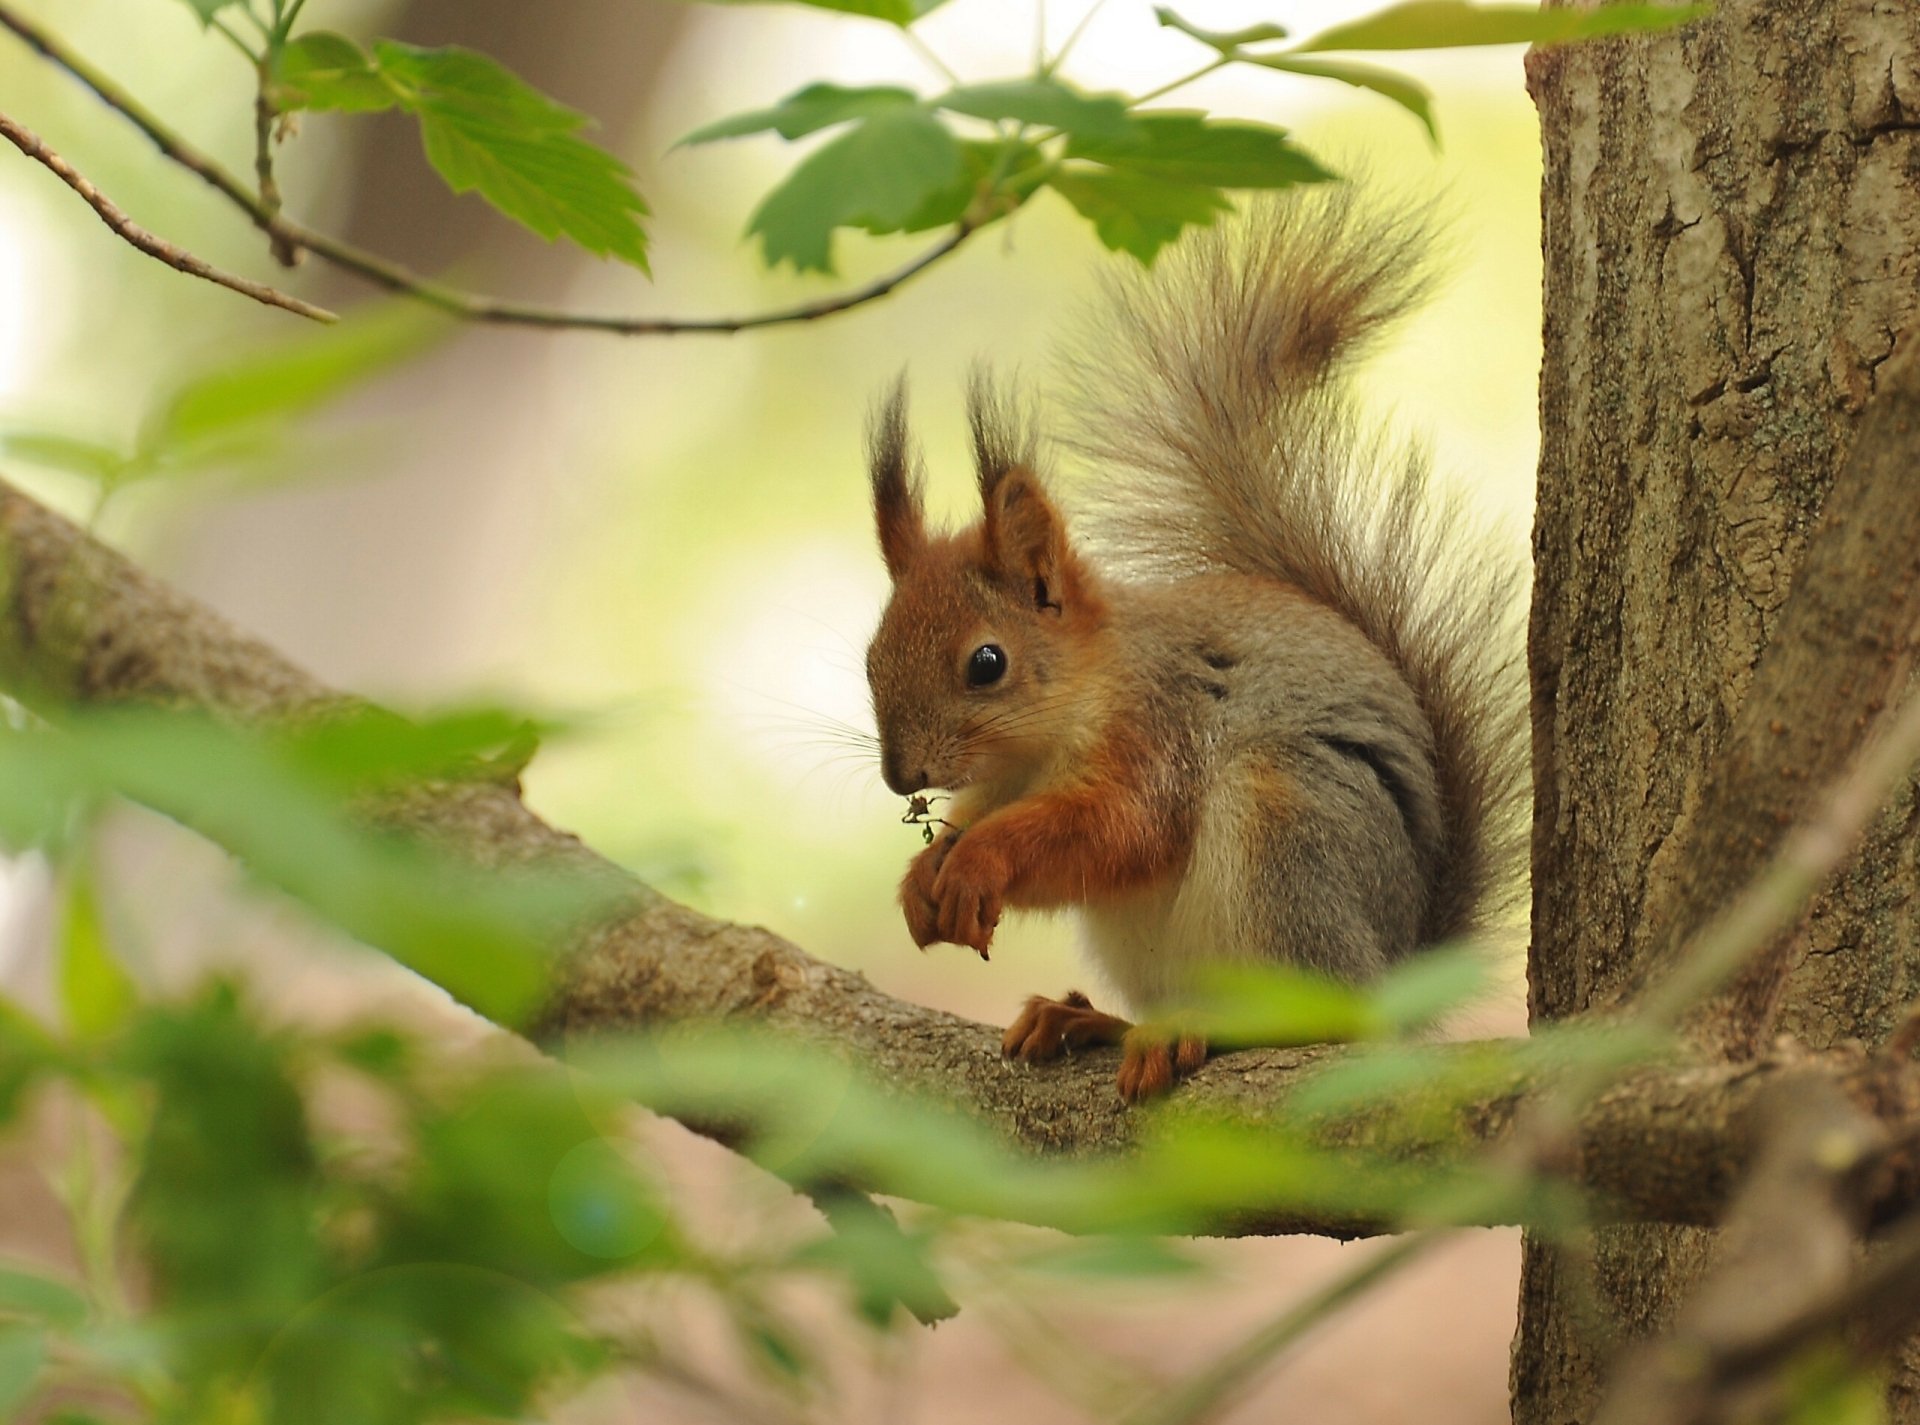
[{"x1": 1060, "y1": 186, "x2": 1528, "y2": 948}]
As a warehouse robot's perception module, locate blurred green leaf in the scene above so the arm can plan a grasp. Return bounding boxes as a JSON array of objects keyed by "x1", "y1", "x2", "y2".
[
  {"x1": 1244, "y1": 55, "x2": 1437, "y2": 141},
  {"x1": 1296, "y1": 0, "x2": 1708, "y2": 52},
  {"x1": 146, "y1": 301, "x2": 448, "y2": 459},
  {"x1": 673, "y1": 0, "x2": 950, "y2": 27},
  {"x1": 0, "y1": 431, "x2": 130, "y2": 484},
  {"x1": 1370, "y1": 946, "x2": 1490, "y2": 1032},
  {"x1": 0, "y1": 714, "x2": 584, "y2": 1025},
  {"x1": 0, "y1": 1266, "x2": 87, "y2": 1331},
  {"x1": 1020, "y1": 1234, "x2": 1209, "y2": 1279},
  {"x1": 735, "y1": 1302, "x2": 814, "y2": 1387},
  {"x1": 547, "y1": 1138, "x2": 669, "y2": 1260},
  {"x1": 371, "y1": 42, "x2": 651, "y2": 269},
  {"x1": 790, "y1": 1202, "x2": 954, "y2": 1327},
  {"x1": 0, "y1": 1327, "x2": 44, "y2": 1418},
  {"x1": 173, "y1": 0, "x2": 242, "y2": 24},
  {"x1": 124, "y1": 988, "x2": 327, "y2": 1358},
  {"x1": 58, "y1": 866, "x2": 137, "y2": 1042},
  {"x1": 1152, "y1": 7, "x2": 1290, "y2": 50},
  {"x1": 747, "y1": 109, "x2": 963, "y2": 272},
  {"x1": 935, "y1": 78, "x2": 1136, "y2": 139},
  {"x1": 1067, "y1": 113, "x2": 1335, "y2": 189},
  {"x1": 270, "y1": 32, "x2": 401, "y2": 114},
  {"x1": 1172, "y1": 963, "x2": 1370, "y2": 1047},
  {"x1": 679, "y1": 83, "x2": 919, "y2": 145},
  {"x1": 279, "y1": 705, "x2": 552, "y2": 793}
]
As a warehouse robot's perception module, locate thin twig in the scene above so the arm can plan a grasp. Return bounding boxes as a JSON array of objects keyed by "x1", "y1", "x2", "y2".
[
  {"x1": 252, "y1": 58, "x2": 299, "y2": 267},
  {"x1": 0, "y1": 2, "x2": 975, "y2": 335},
  {"x1": 0, "y1": 109, "x2": 335, "y2": 322}
]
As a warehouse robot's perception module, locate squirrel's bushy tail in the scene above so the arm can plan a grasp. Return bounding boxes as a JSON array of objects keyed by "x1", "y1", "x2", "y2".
[{"x1": 1062, "y1": 185, "x2": 1528, "y2": 945}]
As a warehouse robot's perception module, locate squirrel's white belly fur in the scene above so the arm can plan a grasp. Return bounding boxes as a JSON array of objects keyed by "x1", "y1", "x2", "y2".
[{"x1": 1079, "y1": 767, "x2": 1269, "y2": 1012}]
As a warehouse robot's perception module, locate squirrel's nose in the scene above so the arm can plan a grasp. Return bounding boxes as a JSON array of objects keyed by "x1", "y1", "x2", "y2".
[{"x1": 882, "y1": 755, "x2": 928, "y2": 795}]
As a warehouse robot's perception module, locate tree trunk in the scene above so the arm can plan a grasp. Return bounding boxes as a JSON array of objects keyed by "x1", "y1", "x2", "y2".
[{"x1": 1518, "y1": 2, "x2": 1920, "y2": 1420}]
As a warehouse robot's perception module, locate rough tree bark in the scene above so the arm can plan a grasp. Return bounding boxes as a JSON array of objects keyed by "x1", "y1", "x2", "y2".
[{"x1": 1520, "y1": 2, "x2": 1920, "y2": 1419}]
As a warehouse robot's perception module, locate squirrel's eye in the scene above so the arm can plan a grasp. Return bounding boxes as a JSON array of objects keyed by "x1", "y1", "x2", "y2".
[{"x1": 967, "y1": 644, "x2": 1008, "y2": 687}]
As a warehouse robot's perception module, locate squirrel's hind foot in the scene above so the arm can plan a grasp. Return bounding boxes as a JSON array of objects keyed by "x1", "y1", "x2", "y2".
[
  {"x1": 1116, "y1": 1026, "x2": 1209, "y2": 1104},
  {"x1": 1001, "y1": 990, "x2": 1129, "y2": 1063}
]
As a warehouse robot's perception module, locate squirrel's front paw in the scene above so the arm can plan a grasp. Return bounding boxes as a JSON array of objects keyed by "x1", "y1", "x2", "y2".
[
  {"x1": 900, "y1": 831, "x2": 960, "y2": 949},
  {"x1": 930, "y1": 835, "x2": 1009, "y2": 956},
  {"x1": 1116, "y1": 1027, "x2": 1208, "y2": 1103}
]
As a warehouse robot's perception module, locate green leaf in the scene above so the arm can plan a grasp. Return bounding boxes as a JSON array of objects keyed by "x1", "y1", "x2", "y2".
[
  {"x1": 1153, "y1": 7, "x2": 1290, "y2": 51},
  {"x1": 58, "y1": 867, "x2": 136, "y2": 1042},
  {"x1": 147, "y1": 301, "x2": 448, "y2": 458},
  {"x1": 1048, "y1": 167, "x2": 1232, "y2": 264},
  {"x1": 673, "y1": 0, "x2": 950, "y2": 27},
  {"x1": 0, "y1": 1267, "x2": 87, "y2": 1331},
  {"x1": 747, "y1": 109, "x2": 963, "y2": 273},
  {"x1": 894, "y1": 138, "x2": 1045, "y2": 233},
  {"x1": 371, "y1": 42, "x2": 650, "y2": 269},
  {"x1": 173, "y1": 0, "x2": 241, "y2": 24},
  {"x1": 1296, "y1": 1, "x2": 1709, "y2": 53},
  {"x1": 1020, "y1": 1235, "x2": 1209, "y2": 1279},
  {"x1": 1245, "y1": 56, "x2": 1437, "y2": 142},
  {"x1": 271, "y1": 32, "x2": 400, "y2": 114},
  {"x1": 678, "y1": 83, "x2": 919, "y2": 146},
  {"x1": 935, "y1": 78, "x2": 1136, "y2": 140},
  {"x1": 1369, "y1": 946, "x2": 1490, "y2": 1032},
  {"x1": 0, "y1": 431, "x2": 130, "y2": 484},
  {"x1": 0, "y1": 1328, "x2": 43, "y2": 1418},
  {"x1": 1067, "y1": 113, "x2": 1335, "y2": 189}
]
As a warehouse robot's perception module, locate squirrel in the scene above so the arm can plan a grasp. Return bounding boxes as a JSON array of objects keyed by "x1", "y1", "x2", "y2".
[{"x1": 862, "y1": 187, "x2": 1527, "y2": 1102}]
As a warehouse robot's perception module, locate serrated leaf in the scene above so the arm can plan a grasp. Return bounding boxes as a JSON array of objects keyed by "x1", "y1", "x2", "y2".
[
  {"x1": 747, "y1": 109, "x2": 962, "y2": 273},
  {"x1": 678, "y1": 83, "x2": 919, "y2": 146},
  {"x1": 147, "y1": 302, "x2": 448, "y2": 457},
  {"x1": 1154, "y1": 6, "x2": 1290, "y2": 51},
  {"x1": 0, "y1": 1267, "x2": 87, "y2": 1331},
  {"x1": 1246, "y1": 55, "x2": 1437, "y2": 142},
  {"x1": 1068, "y1": 113, "x2": 1336, "y2": 189},
  {"x1": 271, "y1": 32, "x2": 400, "y2": 114},
  {"x1": 935, "y1": 77, "x2": 1136, "y2": 139},
  {"x1": 674, "y1": 0, "x2": 950, "y2": 27},
  {"x1": 1297, "y1": 0, "x2": 1709, "y2": 53},
  {"x1": 894, "y1": 138, "x2": 1045, "y2": 232},
  {"x1": 372, "y1": 42, "x2": 650, "y2": 269},
  {"x1": 58, "y1": 868, "x2": 136, "y2": 1042},
  {"x1": 1048, "y1": 167, "x2": 1231, "y2": 264}
]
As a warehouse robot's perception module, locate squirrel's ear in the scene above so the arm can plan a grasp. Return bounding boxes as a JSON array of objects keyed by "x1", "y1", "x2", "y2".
[
  {"x1": 970, "y1": 373, "x2": 1084, "y2": 612},
  {"x1": 984, "y1": 471, "x2": 1081, "y2": 614},
  {"x1": 869, "y1": 380, "x2": 926, "y2": 581}
]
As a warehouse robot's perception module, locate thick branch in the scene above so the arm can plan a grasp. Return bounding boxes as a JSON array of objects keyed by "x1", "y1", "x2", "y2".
[
  {"x1": 0, "y1": 110, "x2": 333, "y2": 321},
  {"x1": 6, "y1": 478, "x2": 1920, "y2": 1238},
  {"x1": 0, "y1": 4, "x2": 976, "y2": 335}
]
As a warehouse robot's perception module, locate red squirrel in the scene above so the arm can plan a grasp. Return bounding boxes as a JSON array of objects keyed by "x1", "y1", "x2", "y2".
[{"x1": 863, "y1": 189, "x2": 1527, "y2": 1102}]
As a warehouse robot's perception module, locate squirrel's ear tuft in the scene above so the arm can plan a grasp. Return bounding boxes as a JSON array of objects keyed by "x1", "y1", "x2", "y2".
[
  {"x1": 968, "y1": 369, "x2": 1037, "y2": 508},
  {"x1": 870, "y1": 378, "x2": 926, "y2": 581}
]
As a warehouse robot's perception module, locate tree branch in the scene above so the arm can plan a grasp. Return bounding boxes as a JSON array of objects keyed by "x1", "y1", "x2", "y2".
[
  {"x1": 0, "y1": 109, "x2": 334, "y2": 322},
  {"x1": 6, "y1": 475, "x2": 1920, "y2": 1239},
  {"x1": 0, "y1": 4, "x2": 976, "y2": 335}
]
